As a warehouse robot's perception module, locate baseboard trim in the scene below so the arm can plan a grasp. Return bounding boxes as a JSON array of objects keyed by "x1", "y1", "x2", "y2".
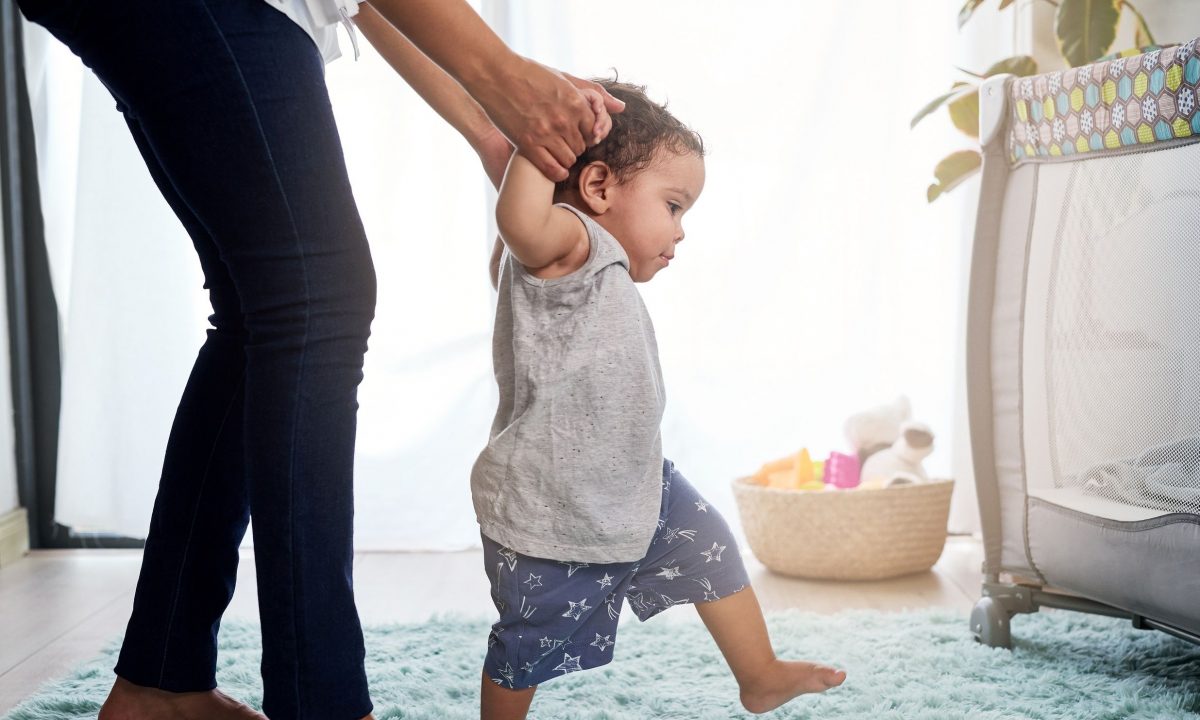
[{"x1": 0, "y1": 507, "x2": 30, "y2": 566}]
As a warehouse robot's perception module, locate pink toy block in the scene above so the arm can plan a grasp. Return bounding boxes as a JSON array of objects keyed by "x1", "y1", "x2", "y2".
[{"x1": 824, "y1": 451, "x2": 861, "y2": 489}]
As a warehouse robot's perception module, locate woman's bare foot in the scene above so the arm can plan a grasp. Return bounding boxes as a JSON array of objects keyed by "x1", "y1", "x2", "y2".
[
  {"x1": 98, "y1": 677, "x2": 266, "y2": 720},
  {"x1": 738, "y1": 659, "x2": 846, "y2": 714}
]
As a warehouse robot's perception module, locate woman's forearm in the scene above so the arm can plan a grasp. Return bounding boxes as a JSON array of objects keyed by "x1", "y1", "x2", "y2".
[
  {"x1": 365, "y1": 0, "x2": 622, "y2": 183},
  {"x1": 364, "y1": 0, "x2": 517, "y2": 103},
  {"x1": 357, "y1": 4, "x2": 496, "y2": 150}
]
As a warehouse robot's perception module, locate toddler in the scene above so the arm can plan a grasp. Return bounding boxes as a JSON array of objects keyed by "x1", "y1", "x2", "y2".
[{"x1": 472, "y1": 78, "x2": 846, "y2": 719}]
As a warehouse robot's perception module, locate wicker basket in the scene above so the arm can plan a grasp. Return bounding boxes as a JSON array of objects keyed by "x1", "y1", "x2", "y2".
[{"x1": 732, "y1": 477, "x2": 954, "y2": 581}]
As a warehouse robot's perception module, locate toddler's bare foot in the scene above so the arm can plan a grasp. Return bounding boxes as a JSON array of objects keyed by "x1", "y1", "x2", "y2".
[
  {"x1": 98, "y1": 677, "x2": 266, "y2": 720},
  {"x1": 739, "y1": 658, "x2": 846, "y2": 714}
]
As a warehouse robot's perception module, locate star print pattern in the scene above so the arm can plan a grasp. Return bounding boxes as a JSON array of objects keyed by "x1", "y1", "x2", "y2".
[
  {"x1": 480, "y1": 461, "x2": 753, "y2": 689},
  {"x1": 661, "y1": 527, "x2": 697, "y2": 544},
  {"x1": 656, "y1": 594, "x2": 691, "y2": 608},
  {"x1": 554, "y1": 653, "x2": 584, "y2": 674},
  {"x1": 701, "y1": 542, "x2": 725, "y2": 563},
  {"x1": 562, "y1": 597, "x2": 592, "y2": 620},
  {"x1": 591, "y1": 633, "x2": 615, "y2": 652},
  {"x1": 560, "y1": 561, "x2": 590, "y2": 577},
  {"x1": 519, "y1": 595, "x2": 537, "y2": 619},
  {"x1": 604, "y1": 591, "x2": 621, "y2": 620},
  {"x1": 694, "y1": 577, "x2": 721, "y2": 601},
  {"x1": 494, "y1": 662, "x2": 516, "y2": 687},
  {"x1": 491, "y1": 563, "x2": 506, "y2": 600}
]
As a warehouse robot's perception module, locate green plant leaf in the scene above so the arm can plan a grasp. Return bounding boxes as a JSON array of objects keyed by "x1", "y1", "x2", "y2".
[
  {"x1": 958, "y1": 0, "x2": 988, "y2": 29},
  {"x1": 947, "y1": 82, "x2": 980, "y2": 138},
  {"x1": 1056, "y1": 0, "x2": 1121, "y2": 66},
  {"x1": 927, "y1": 150, "x2": 983, "y2": 203},
  {"x1": 983, "y1": 55, "x2": 1039, "y2": 77},
  {"x1": 911, "y1": 85, "x2": 977, "y2": 129},
  {"x1": 1126, "y1": 0, "x2": 1157, "y2": 48},
  {"x1": 1134, "y1": 23, "x2": 1152, "y2": 50}
]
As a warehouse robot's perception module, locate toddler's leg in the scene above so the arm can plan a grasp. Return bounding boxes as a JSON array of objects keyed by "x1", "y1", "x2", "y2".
[
  {"x1": 476, "y1": 528, "x2": 636, "y2": 719},
  {"x1": 480, "y1": 671, "x2": 537, "y2": 720},
  {"x1": 636, "y1": 462, "x2": 845, "y2": 714},
  {"x1": 694, "y1": 586, "x2": 846, "y2": 714}
]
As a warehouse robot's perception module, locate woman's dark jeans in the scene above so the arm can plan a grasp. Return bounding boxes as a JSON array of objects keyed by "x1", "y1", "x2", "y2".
[{"x1": 17, "y1": 0, "x2": 376, "y2": 717}]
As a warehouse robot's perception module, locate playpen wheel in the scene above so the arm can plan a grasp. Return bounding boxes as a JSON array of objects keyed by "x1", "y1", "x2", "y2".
[{"x1": 970, "y1": 596, "x2": 1013, "y2": 649}]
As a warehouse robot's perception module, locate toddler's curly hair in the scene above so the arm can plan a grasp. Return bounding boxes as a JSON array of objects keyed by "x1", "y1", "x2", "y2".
[{"x1": 555, "y1": 75, "x2": 704, "y2": 197}]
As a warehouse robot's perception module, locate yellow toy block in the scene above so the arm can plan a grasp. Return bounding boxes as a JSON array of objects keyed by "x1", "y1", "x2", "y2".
[
  {"x1": 767, "y1": 469, "x2": 795, "y2": 489},
  {"x1": 752, "y1": 453, "x2": 795, "y2": 485},
  {"x1": 755, "y1": 449, "x2": 826, "y2": 491},
  {"x1": 796, "y1": 448, "x2": 814, "y2": 485}
]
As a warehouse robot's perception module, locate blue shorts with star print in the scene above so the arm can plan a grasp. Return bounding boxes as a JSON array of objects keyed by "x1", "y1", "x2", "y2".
[{"x1": 480, "y1": 458, "x2": 751, "y2": 690}]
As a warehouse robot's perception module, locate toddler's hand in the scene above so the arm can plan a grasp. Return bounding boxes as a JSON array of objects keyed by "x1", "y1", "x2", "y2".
[{"x1": 563, "y1": 76, "x2": 619, "y2": 146}]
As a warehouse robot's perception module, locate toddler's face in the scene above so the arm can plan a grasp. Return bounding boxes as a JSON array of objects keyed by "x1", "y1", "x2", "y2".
[{"x1": 601, "y1": 151, "x2": 705, "y2": 282}]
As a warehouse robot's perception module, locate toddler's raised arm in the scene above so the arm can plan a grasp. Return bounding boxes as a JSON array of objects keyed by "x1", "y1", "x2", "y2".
[{"x1": 495, "y1": 153, "x2": 588, "y2": 273}]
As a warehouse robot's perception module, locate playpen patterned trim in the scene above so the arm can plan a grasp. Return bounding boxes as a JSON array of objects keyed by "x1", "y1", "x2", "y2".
[{"x1": 1008, "y1": 36, "x2": 1200, "y2": 164}]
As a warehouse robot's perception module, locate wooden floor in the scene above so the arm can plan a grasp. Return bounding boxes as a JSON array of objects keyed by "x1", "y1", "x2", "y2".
[{"x1": 0, "y1": 536, "x2": 984, "y2": 715}]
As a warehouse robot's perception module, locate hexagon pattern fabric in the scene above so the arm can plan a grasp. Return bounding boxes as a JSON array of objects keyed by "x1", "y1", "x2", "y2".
[{"x1": 1009, "y1": 36, "x2": 1200, "y2": 164}]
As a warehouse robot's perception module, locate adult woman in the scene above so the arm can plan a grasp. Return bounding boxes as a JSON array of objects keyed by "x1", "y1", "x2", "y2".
[{"x1": 15, "y1": 0, "x2": 621, "y2": 717}]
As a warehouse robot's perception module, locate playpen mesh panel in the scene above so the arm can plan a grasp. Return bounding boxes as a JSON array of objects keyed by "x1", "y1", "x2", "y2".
[{"x1": 1043, "y1": 142, "x2": 1200, "y2": 517}]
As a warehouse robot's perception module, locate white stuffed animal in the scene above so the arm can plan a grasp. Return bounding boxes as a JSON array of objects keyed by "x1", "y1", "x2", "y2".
[
  {"x1": 843, "y1": 395, "x2": 912, "y2": 458},
  {"x1": 859, "y1": 421, "x2": 935, "y2": 488}
]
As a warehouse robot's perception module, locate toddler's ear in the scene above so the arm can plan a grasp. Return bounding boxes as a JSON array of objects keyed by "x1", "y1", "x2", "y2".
[{"x1": 578, "y1": 161, "x2": 615, "y2": 214}]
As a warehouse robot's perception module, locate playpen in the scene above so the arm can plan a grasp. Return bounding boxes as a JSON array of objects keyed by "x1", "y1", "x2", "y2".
[{"x1": 967, "y1": 37, "x2": 1200, "y2": 648}]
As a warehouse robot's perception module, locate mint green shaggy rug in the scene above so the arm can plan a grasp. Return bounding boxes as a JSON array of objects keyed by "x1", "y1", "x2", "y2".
[{"x1": 5, "y1": 609, "x2": 1199, "y2": 720}]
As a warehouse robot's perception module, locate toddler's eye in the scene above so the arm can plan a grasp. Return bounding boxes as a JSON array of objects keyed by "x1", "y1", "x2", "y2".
[{"x1": 668, "y1": 203, "x2": 681, "y2": 215}]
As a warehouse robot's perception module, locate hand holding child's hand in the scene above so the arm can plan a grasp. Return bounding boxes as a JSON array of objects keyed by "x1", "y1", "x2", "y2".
[
  {"x1": 565, "y1": 78, "x2": 617, "y2": 146},
  {"x1": 477, "y1": 58, "x2": 624, "y2": 182},
  {"x1": 475, "y1": 82, "x2": 610, "y2": 191}
]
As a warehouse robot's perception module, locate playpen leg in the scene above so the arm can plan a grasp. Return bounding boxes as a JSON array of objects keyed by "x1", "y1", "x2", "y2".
[
  {"x1": 970, "y1": 596, "x2": 1012, "y2": 649},
  {"x1": 970, "y1": 582, "x2": 1037, "y2": 649}
]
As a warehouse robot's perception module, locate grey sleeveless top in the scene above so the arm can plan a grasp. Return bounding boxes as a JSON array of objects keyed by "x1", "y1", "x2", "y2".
[{"x1": 471, "y1": 203, "x2": 666, "y2": 563}]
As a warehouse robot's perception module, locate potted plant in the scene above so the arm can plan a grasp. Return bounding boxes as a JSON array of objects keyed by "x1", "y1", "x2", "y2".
[{"x1": 915, "y1": 0, "x2": 1159, "y2": 201}]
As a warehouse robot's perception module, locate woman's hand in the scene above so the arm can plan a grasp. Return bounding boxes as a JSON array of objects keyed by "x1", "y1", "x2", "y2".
[
  {"x1": 474, "y1": 57, "x2": 624, "y2": 182},
  {"x1": 363, "y1": 0, "x2": 623, "y2": 181},
  {"x1": 472, "y1": 84, "x2": 613, "y2": 191}
]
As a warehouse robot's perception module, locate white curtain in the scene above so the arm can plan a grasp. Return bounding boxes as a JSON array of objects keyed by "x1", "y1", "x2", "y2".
[
  {"x1": 27, "y1": 0, "x2": 986, "y2": 548},
  {"x1": 493, "y1": 0, "x2": 985, "y2": 537},
  {"x1": 23, "y1": 24, "x2": 209, "y2": 536},
  {"x1": 322, "y1": 20, "x2": 496, "y2": 550}
]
